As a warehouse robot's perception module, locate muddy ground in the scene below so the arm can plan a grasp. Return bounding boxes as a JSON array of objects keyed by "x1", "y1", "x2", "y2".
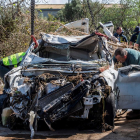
[{"x1": 0, "y1": 112, "x2": 140, "y2": 140}]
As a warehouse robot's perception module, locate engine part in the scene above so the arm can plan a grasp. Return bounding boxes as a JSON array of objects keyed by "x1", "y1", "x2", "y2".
[
  {"x1": 38, "y1": 83, "x2": 73, "y2": 109},
  {"x1": 43, "y1": 81, "x2": 88, "y2": 123}
]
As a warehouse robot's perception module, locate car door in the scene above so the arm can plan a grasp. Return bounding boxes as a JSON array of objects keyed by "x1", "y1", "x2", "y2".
[{"x1": 116, "y1": 65, "x2": 140, "y2": 110}]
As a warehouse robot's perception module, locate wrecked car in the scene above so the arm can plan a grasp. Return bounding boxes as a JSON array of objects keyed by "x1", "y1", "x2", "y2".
[{"x1": 0, "y1": 21, "x2": 117, "y2": 138}]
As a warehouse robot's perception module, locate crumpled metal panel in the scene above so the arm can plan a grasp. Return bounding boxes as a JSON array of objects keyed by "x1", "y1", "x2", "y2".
[
  {"x1": 38, "y1": 83, "x2": 73, "y2": 110},
  {"x1": 99, "y1": 68, "x2": 118, "y2": 91},
  {"x1": 20, "y1": 49, "x2": 50, "y2": 66},
  {"x1": 20, "y1": 46, "x2": 107, "y2": 68},
  {"x1": 4, "y1": 66, "x2": 22, "y2": 88},
  {"x1": 116, "y1": 65, "x2": 140, "y2": 109},
  {"x1": 42, "y1": 34, "x2": 89, "y2": 44}
]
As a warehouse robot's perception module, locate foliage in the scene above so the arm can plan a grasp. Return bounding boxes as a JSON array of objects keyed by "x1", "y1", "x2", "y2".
[
  {"x1": 56, "y1": 0, "x2": 83, "y2": 22},
  {"x1": 56, "y1": 0, "x2": 104, "y2": 30},
  {"x1": 56, "y1": 0, "x2": 140, "y2": 40},
  {"x1": 0, "y1": 1, "x2": 65, "y2": 59},
  {"x1": 0, "y1": 6, "x2": 16, "y2": 41},
  {"x1": 100, "y1": 0, "x2": 140, "y2": 40}
]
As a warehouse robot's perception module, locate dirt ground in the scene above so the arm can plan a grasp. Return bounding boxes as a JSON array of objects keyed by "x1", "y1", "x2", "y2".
[{"x1": 0, "y1": 112, "x2": 140, "y2": 140}]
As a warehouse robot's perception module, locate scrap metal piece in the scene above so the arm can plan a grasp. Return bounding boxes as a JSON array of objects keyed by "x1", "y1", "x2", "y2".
[
  {"x1": 81, "y1": 97, "x2": 93, "y2": 119},
  {"x1": 38, "y1": 83, "x2": 73, "y2": 109},
  {"x1": 29, "y1": 111, "x2": 35, "y2": 138},
  {"x1": 48, "y1": 81, "x2": 88, "y2": 121},
  {"x1": 81, "y1": 94, "x2": 101, "y2": 119}
]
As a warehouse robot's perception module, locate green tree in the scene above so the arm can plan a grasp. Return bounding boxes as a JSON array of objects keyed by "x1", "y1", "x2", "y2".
[
  {"x1": 100, "y1": 0, "x2": 140, "y2": 40},
  {"x1": 56, "y1": 0, "x2": 105, "y2": 31},
  {"x1": 56, "y1": 0, "x2": 140, "y2": 40},
  {"x1": 56, "y1": 0, "x2": 84, "y2": 22}
]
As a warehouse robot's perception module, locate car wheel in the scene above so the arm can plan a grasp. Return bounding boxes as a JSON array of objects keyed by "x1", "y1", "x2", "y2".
[
  {"x1": 0, "y1": 93, "x2": 8, "y2": 121},
  {"x1": 104, "y1": 92, "x2": 115, "y2": 129}
]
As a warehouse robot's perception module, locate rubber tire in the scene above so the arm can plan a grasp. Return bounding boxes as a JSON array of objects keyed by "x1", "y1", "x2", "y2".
[
  {"x1": 104, "y1": 92, "x2": 115, "y2": 128},
  {"x1": 0, "y1": 93, "x2": 8, "y2": 121}
]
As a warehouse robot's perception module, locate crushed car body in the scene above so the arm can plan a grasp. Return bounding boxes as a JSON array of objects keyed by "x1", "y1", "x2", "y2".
[{"x1": 0, "y1": 20, "x2": 122, "y2": 138}]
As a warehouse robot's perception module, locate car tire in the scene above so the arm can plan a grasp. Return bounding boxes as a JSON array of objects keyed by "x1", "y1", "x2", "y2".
[
  {"x1": 104, "y1": 92, "x2": 115, "y2": 129},
  {"x1": 0, "y1": 93, "x2": 8, "y2": 121}
]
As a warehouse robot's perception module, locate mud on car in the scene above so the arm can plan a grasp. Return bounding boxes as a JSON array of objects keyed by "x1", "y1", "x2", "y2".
[{"x1": 0, "y1": 22, "x2": 117, "y2": 138}]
